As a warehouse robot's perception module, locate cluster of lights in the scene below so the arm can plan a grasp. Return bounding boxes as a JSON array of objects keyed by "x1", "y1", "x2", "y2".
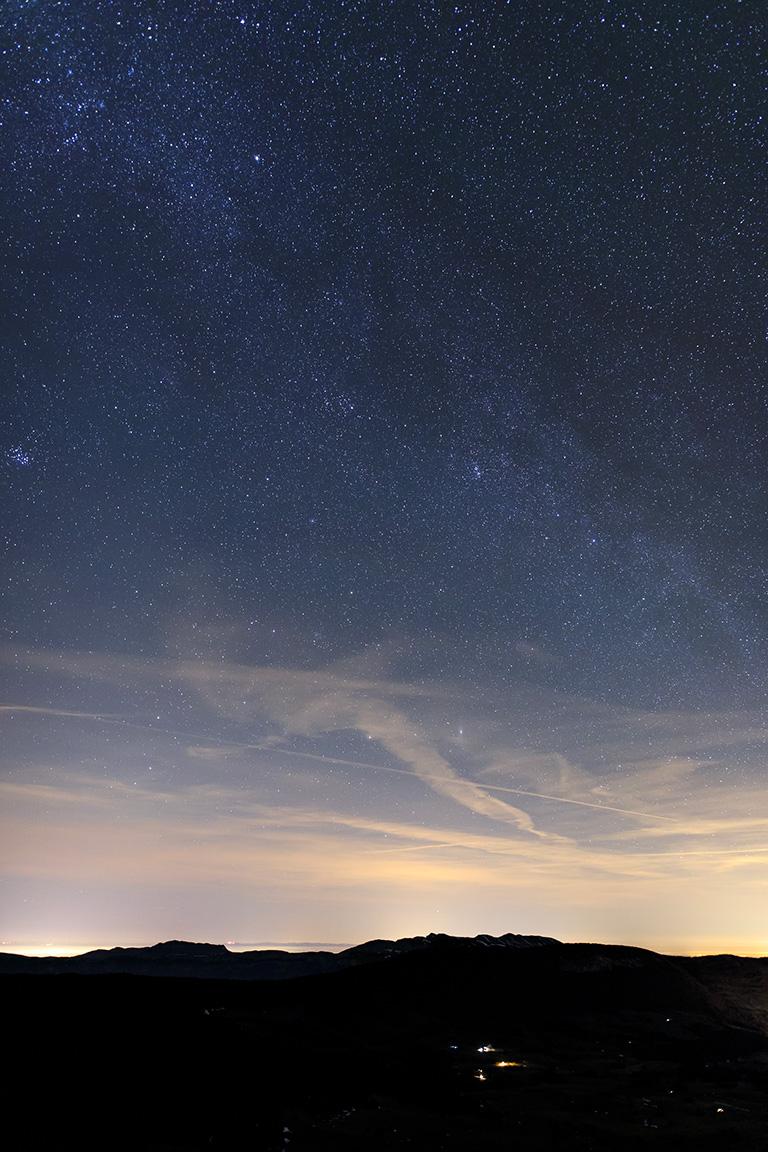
[
  {"x1": 7, "y1": 446, "x2": 32, "y2": 467},
  {"x1": 469, "y1": 1043, "x2": 525, "y2": 1082}
]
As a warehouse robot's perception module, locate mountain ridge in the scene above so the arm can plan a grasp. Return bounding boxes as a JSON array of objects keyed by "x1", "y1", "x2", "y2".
[
  {"x1": 0, "y1": 929, "x2": 559, "y2": 978},
  {"x1": 2, "y1": 930, "x2": 767, "y2": 1011},
  {"x1": 7, "y1": 929, "x2": 768, "y2": 1148}
]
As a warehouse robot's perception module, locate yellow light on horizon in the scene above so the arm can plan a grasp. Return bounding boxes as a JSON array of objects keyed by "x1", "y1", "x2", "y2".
[{"x1": 1, "y1": 943, "x2": 105, "y2": 958}]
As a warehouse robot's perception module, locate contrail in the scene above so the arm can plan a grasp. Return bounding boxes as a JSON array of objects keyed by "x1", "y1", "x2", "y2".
[
  {"x1": 0, "y1": 703, "x2": 677, "y2": 824},
  {"x1": 474, "y1": 783, "x2": 679, "y2": 822},
  {"x1": 0, "y1": 705, "x2": 117, "y2": 721},
  {"x1": 240, "y1": 742, "x2": 677, "y2": 822}
]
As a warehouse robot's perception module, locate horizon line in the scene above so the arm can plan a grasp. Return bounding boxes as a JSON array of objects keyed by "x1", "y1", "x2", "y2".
[{"x1": 2, "y1": 933, "x2": 767, "y2": 960}]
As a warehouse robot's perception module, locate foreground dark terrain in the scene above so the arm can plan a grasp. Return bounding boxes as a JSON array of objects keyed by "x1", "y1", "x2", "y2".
[{"x1": 6, "y1": 934, "x2": 768, "y2": 1150}]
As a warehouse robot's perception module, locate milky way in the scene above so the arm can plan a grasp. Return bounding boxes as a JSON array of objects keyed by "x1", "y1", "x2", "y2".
[{"x1": 2, "y1": 2, "x2": 767, "y2": 954}]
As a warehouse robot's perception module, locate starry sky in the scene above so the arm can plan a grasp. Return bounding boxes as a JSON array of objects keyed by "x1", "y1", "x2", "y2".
[{"x1": 2, "y1": 1, "x2": 767, "y2": 956}]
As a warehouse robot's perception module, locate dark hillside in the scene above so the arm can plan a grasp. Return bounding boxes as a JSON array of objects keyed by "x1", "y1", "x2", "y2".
[{"x1": 6, "y1": 935, "x2": 768, "y2": 1150}]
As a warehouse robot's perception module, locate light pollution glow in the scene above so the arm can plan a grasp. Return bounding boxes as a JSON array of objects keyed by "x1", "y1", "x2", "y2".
[{"x1": 2, "y1": 645, "x2": 768, "y2": 958}]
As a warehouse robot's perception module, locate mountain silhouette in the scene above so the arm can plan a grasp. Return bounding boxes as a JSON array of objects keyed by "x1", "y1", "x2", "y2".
[
  {"x1": 5, "y1": 931, "x2": 768, "y2": 1149},
  {"x1": 0, "y1": 929, "x2": 558, "y2": 979}
]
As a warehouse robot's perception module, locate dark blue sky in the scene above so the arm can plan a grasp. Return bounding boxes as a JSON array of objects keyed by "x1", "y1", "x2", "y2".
[{"x1": 2, "y1": 2, "x2": 767, "y2": 953}]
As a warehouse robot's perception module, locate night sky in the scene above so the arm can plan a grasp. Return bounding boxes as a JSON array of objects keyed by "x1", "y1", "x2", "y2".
[{"x1": 2, "y1": 2, "x2": 767, "y2": 955}]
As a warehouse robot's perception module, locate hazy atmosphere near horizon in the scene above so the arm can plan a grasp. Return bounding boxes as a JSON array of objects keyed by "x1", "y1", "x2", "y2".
[{"x1": 2, "y1": 2, "x2": 767, "y2": 958}]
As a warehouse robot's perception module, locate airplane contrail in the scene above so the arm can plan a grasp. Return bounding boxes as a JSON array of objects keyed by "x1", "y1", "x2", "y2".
[
  {"x1": 0, "y1": 705, "x2": 117, "y2": 721},
  {"x1": 0, "y1": 704, "x2": 678, "y2": 824}
]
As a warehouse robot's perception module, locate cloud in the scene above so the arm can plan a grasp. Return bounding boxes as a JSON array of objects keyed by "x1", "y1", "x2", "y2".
[
  {"x1": 5, "y1": 644, "x2": 768, "y2": 917},
  {"x1": 185, "y1": 745, "x2": 238, "y2": 760},
  {"x1": 271, "y1": 690, "x2": 561, "y2": 840},
  {"x1": 2, "y1": 646, "x2": 560, "y2": 839}
]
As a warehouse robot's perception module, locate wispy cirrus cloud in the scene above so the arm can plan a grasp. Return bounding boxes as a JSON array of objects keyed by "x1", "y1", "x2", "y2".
[{"x1": 4, "y1": 642, "x2": 768, "y2": 953}]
